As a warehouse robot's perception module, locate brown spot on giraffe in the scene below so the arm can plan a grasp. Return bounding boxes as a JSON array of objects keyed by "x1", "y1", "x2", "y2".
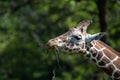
[{"x1": 102, "y1": 64, "x2": 115, "y2": 76}]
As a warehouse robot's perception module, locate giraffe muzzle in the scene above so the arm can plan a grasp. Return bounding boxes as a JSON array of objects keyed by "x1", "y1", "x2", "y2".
[{"x1": 46, "y1": 41, "x2": 58, "y2": 50}]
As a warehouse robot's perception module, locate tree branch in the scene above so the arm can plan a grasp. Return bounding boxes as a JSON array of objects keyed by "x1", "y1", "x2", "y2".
[
  {"x1": 31, "y1": 32, "x2": 44, "y2": 47},
  {"x1": 10, "y1": 0, "x2": 32, "y2": 12},
  {"x1": 0, "y1": 0, "x2": 33, "y2": 16}
]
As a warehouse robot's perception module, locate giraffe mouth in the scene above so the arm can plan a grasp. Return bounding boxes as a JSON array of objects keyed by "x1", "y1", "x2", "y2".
[
  {"x1": 46, "y1": 45, "x2": 57, "y2": 50},
  {"x1": 46, "y1": 44, "x2": 60, "y2": 51},
  {"x1": 46, "y1": 41, "x2": 58, "y2": 50}
]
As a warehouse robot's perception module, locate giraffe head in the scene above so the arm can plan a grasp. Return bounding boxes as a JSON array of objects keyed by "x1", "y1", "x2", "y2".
[{"x1": 46, "y1": 20, "x2": 106, "y2": 54}]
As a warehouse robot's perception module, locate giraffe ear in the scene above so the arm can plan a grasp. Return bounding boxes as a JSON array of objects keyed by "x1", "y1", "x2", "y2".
[
  {"x1": 76, "y1": 20, "x2": 92, "y2": 33},
  {"x1": 86, "y1": 32, "x2": 106, "y2": 42}
]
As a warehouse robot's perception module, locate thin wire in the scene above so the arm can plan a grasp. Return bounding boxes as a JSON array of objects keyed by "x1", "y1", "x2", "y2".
[
  {"x1": 52, "y1": 68, "x2": 56, "y2": 80},
  {"x1": 55, "y1": 46, "x2": 61, "y2": 69},
  {"x1": 52, "y1": 47, "x2": 61, "y2": 80},
  {"x1": 45, "y1": 46, "x2": 62, "y2": 80}
]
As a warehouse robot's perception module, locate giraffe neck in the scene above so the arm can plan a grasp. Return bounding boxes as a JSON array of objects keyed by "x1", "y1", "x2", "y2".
[{"x1": 86, "y1": 40, "x2": 120, "y2": 80}]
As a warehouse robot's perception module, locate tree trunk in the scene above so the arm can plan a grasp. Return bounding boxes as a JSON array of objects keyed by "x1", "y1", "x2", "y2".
[{"x1": 96, "y1": 0, "x2": 109, "y2": 44}]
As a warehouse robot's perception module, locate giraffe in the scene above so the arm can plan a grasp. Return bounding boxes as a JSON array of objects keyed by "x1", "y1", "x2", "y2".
[{"x1": 46, "y1": 20, "x2": 120, "y2": 80}]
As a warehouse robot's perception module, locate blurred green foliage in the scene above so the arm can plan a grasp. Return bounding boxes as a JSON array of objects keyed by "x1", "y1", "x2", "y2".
[{"x1": 0, "y1": 0, "x2": 120, "y2": 80}]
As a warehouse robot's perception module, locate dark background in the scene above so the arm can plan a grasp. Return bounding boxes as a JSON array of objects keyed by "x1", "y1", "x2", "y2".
[{"x1": 0, "y1": 0, "x2": 120, "y2": 80}]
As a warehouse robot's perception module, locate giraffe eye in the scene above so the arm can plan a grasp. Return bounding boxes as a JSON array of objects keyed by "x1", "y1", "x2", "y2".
[
  {"x1": 70, "y1": 35, "x2": 82, "y2": 43},
  {"x1": 73, "y1": 35, "x2": 82, "y2": 40}
]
